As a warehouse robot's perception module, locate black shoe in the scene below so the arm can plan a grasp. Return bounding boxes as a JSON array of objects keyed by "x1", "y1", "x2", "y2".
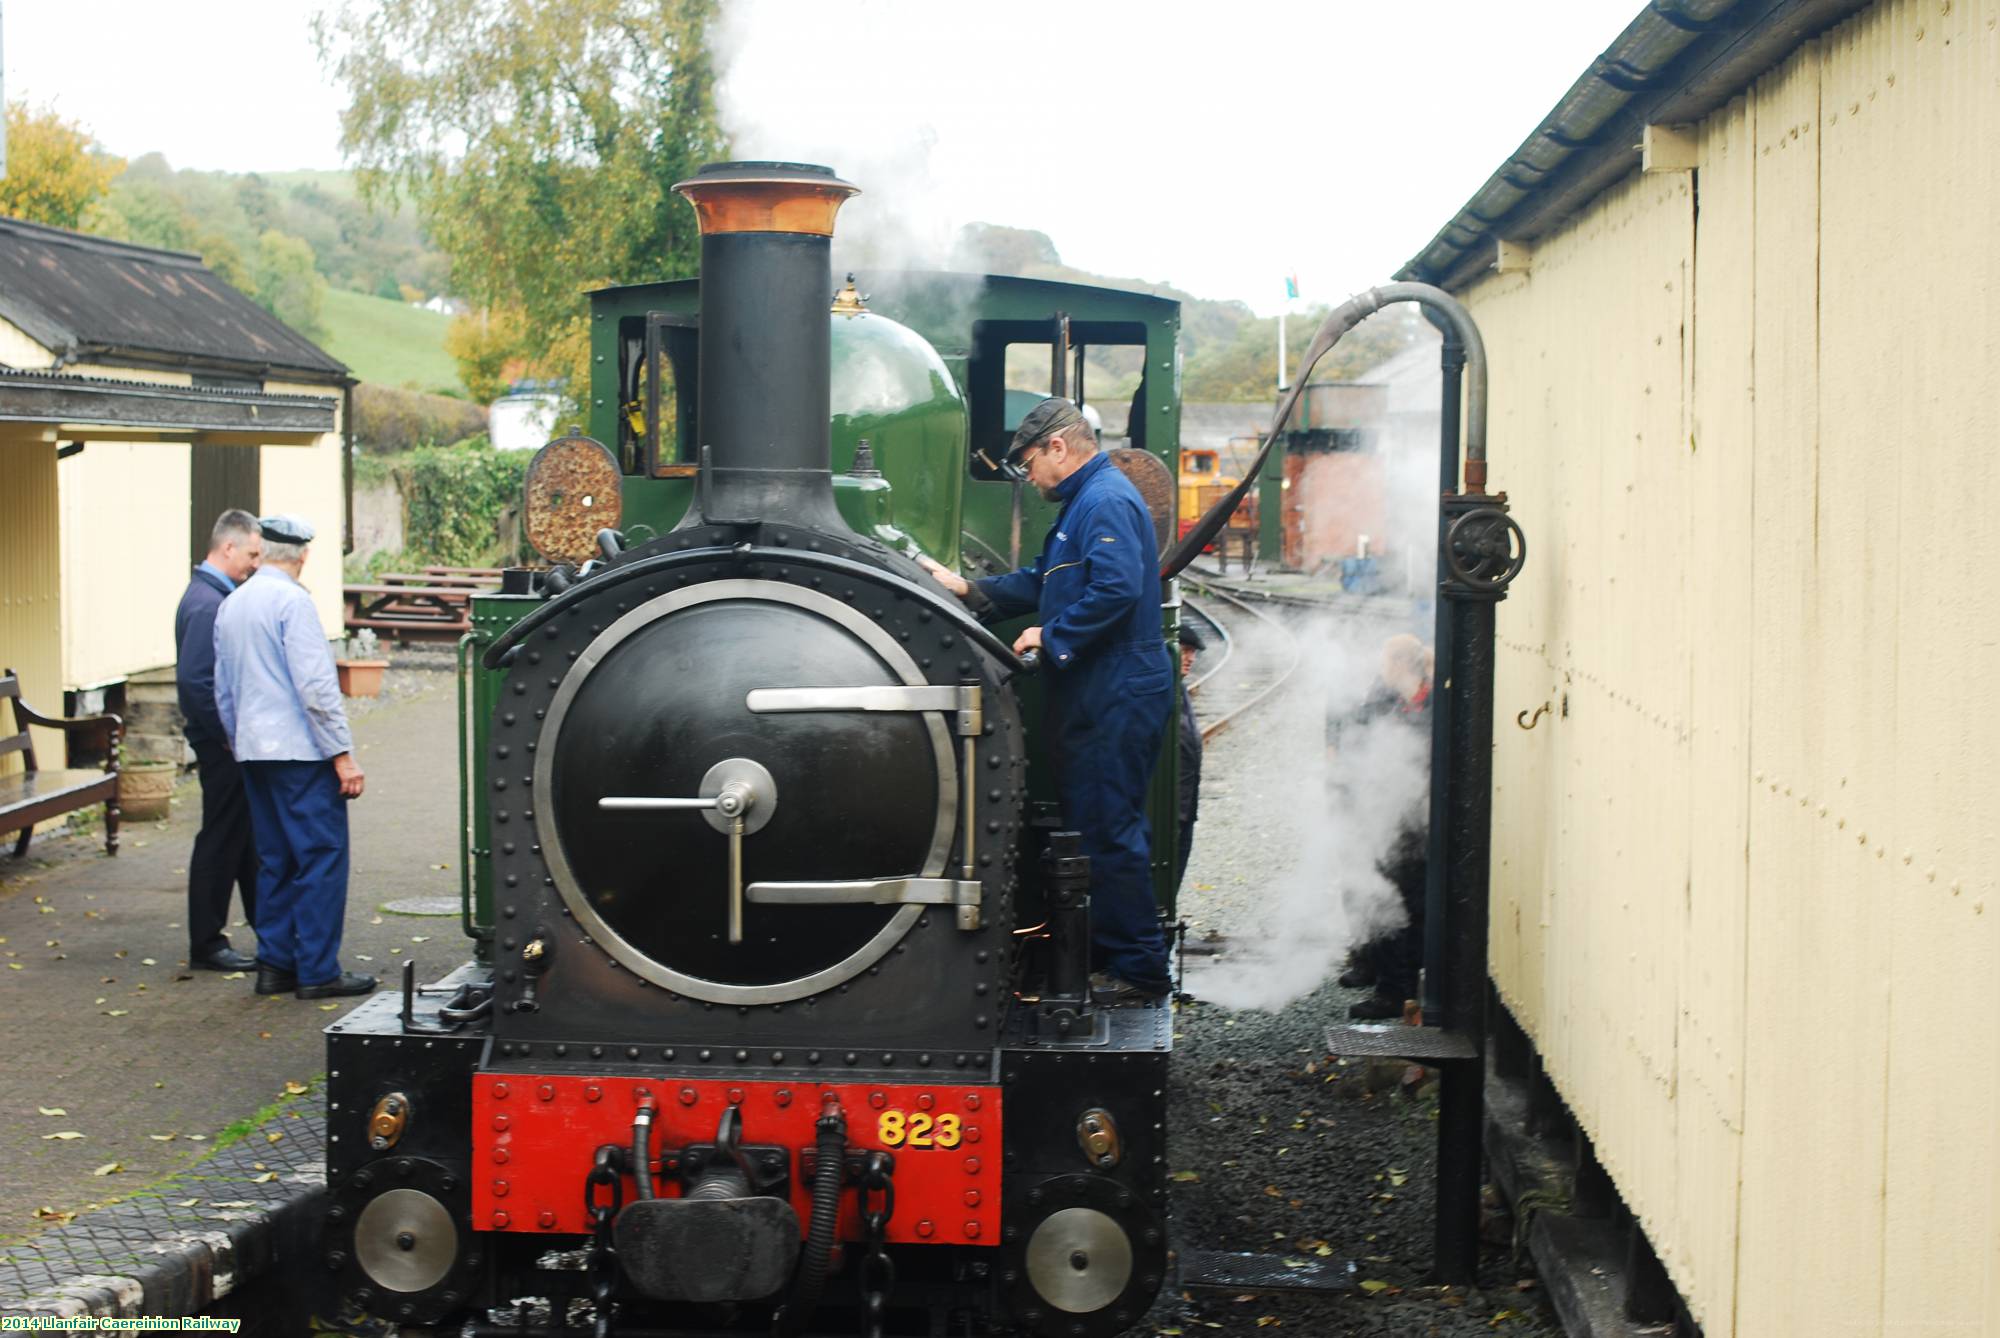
[
  {"x1": 297, "y1": 972, "x2": 377, "y2": 1001},
  {"x1": 1090, "y1": 971, "x2": 1169, "y2": 1008},
  {"x1": 254, "y1": 963, "x2": 298, "y2": 995},
  {"x1": 191, "y1": 945, "x2": 257, "y2": 972},
  {"x1": 1347, "y1": 992, "x2": 1405, "y2": 1022}
]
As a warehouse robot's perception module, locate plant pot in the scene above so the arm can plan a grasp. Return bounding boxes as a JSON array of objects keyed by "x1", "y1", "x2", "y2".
[
  {"x1": 337, "y1": 658, "x2": 391, "y2": 698},
  {"x1": 118, "y1": 760, "x2": 176, "y2": 822}
]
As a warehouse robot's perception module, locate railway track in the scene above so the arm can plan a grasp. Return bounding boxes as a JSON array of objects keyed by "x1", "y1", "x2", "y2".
[{"x1": 1182, "y1": 577, "x2": 1301, "y2": 741}]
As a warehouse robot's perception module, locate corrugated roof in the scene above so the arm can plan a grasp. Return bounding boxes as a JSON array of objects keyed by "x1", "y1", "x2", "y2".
[{"x1": 0, "y1": 215, "x2": 349, "y2": 380}]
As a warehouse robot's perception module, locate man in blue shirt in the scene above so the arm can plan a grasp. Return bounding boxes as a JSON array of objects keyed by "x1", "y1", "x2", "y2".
[
  {"x1": 174, "y1": 509, "x2": 264, "y2": 972},
  {"x1": 213, "y1": 515, "x2": 374, "y2": 1000},
  {"x1": 923, "y1": 398, "x2": 1174, "y2": 1003}
]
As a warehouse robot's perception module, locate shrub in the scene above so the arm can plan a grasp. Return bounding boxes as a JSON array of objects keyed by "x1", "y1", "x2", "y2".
[
  {"x1": 353, "y1": 381, "x2": 488, "y2": 455},
  {"x1": 393, "y1": 439, "x2": 531, "y2": 568}
]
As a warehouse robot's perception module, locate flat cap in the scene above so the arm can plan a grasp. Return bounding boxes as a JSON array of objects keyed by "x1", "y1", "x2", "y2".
[
  {"x1": 1178, "y1": 621, "x2": 1207, "y2": 650},
  {"x1": 1008, "y1": 397, "x2": 1087, "y2": 461},
  {"x1": 258, "y1": 513, "x2": 316, "y2": 545}
]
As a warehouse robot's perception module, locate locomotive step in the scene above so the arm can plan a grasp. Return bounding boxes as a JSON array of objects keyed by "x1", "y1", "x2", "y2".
[{"x1": 1324, "y1": 1022, "x2": 1479, "y2": 1062}]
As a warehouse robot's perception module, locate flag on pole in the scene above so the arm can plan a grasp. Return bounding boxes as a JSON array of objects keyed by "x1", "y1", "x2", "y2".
[{"x1": 1283, "y1": 273, "x2": 1299, "y2": 301}]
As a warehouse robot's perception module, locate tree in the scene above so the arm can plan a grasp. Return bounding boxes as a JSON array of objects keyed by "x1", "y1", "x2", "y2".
[
  {"x1": 318, "y1": 0, "x2": 728, "y2": 400},
  {"x1": 251, "y1": 229, "x2": 330, "y2": 341},
  {"x1": 0, "y1": 102, "x2": 123, "y2": 229}
]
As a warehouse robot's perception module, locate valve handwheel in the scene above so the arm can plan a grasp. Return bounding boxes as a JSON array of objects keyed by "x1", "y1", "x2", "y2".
[{"x1": 1444, "y1": 507, "x2": 1527, "y2": 589}]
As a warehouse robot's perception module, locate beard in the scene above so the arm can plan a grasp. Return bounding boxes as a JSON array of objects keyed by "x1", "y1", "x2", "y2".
[{"x1": 1035, "y1": 481, "x2": 1061, "y2": 502}]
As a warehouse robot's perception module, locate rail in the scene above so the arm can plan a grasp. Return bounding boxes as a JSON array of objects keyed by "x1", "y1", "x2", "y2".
[{"x1": 1181, "y1": 576, "x2": 1300, "y2": 743}]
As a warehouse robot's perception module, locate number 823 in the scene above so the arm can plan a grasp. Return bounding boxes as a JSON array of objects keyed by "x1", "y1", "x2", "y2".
[{"x1": 877, "y1": 1110, "x2": 962, "y2": 1149}]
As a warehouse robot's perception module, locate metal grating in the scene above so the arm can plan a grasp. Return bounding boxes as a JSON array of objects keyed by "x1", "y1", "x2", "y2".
[{"x1": 1325, "y1": 1022, "x2": 1479, "y2": 1061}]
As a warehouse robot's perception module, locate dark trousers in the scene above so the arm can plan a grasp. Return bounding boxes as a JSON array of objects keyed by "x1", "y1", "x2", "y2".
[
  {"x1": 1368, "y1": 827, "x2": 1427, "y2": 1000},
  {"x1": 187, "y1": 739, "x2": 258, "y2": 956},
  {"x1": 241, "y1": 759, "x2": 350, "y2": 988},
  {"x1": 1052, "y1": 650, "x2": 1174, "y2": 993}
]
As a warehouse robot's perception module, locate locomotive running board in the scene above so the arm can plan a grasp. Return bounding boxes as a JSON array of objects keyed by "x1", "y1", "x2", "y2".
[{"x1": 746, "y1": 877, "x2": 983, "y2": 930}]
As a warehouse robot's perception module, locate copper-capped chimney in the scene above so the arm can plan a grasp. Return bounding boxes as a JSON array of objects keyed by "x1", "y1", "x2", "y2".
[{"x1": 671, "y1": 160, "x2": 859, "y2": 530}]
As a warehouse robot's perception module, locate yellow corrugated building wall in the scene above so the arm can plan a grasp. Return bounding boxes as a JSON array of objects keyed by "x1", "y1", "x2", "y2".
[
  {"x1": 1458, "y1": 1, "x2": 2000, "y2": 1333},
  {"x1": 0, "y1": 443, "x2": 64, "y2": 769}
]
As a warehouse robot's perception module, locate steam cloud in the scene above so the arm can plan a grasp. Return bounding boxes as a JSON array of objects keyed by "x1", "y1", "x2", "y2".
[{"x1": 1189, "y1": 374, "x2": 1443, "y2": 1013}]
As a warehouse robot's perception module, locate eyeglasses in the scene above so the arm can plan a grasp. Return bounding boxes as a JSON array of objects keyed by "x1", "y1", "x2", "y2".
[{"x1": 1002, "y1": 441, "x2": 1054, "y2": 483}]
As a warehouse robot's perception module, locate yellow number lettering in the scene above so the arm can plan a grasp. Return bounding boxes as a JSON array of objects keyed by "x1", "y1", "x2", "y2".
[
  {"x1": 933, "y1": 1113, "x2": 962, "y2": 1148},
  {"x1": 878, "y1": 1110, "x2": 906, "y2": 1146},
  {"x1": 906, "y1": 1113, "x2": 933, "y2": 1147}
]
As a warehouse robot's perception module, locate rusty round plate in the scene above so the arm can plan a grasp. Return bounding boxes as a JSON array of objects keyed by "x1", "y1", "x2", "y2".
[
  {"x1": 1106, "y1": 447, "x2": 1176, "y2": 556},
  {"x1": 524, "y1": 434, "x2": 623, "y2": 564}
]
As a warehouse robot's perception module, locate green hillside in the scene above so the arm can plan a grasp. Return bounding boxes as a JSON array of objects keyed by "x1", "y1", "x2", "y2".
[{"x1": 318, "y1": 288, "x2": 464, "y2": 396}]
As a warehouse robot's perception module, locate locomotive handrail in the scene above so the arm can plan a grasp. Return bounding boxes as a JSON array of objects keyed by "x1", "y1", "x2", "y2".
[{"x1": 479, "y1": 543, "x2": 1029, "y2": 676}]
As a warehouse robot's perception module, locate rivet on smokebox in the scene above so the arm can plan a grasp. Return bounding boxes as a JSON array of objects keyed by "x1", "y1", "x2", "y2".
[
  {"x1": 774, "y1": 1089, "x2": 793, "y2": 1107},
  {"x1": 492, "y1": 1149, "x2": 510, "y2": 1165},
  {"x1": 539, "y1": 1211, "x2": 556, "y2": 1229},
  {"x1": 491, "y1": 1114, "x2": 510, "y2": 1132},
  {"x1": 491, "y1": 1211, "x2": 510, "y2": 1228},
  {"x1": 538, "y1": 1084, "x2": 555, "y2": 1102},
  {"x1": 963, "y1": 1157, "x2": 981, "y2": 1175},
  {"x1": 728, "y1": 1088, "x2": 745, "y2": 1105},
  {"x1": 916, "y1": 1220, "x2": 935, "y2": 1239},
  {"x1": 585, "y1": 1085, "x2": 603, "y2": 1103},
  {"x1": 917, "y1": 1093, "x2": 935, "y2": 1110},
  {"x1": 492, "y1": 1083, "x2": 510, "y2": 1100},
  {"x1": 964, "y1": 1221, "x2": 982, "y2": 1239},
  {"x1": 965, "y1": 1093, "x2": 982, "y2": 1110},
  {"x1": 492, "y1": 1180, "x2": 510, "y2": 1198},
  {"x1": 869, "y1": 1092, "x2": 887, "y2": 1109}
]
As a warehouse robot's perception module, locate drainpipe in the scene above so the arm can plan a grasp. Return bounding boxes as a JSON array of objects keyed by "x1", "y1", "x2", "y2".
[{"x1": 343, "y1": 379, "x2": 357, "y2": 556}]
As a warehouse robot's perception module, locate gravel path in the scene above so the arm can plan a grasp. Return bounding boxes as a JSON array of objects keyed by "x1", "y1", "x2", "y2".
[{"x1": 1142, "y1": 605, "x2": 1560, "y2": 1338}]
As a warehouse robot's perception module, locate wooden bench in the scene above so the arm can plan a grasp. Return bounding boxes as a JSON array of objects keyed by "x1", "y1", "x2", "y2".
[
  {"x1": 1, "y1": 670, "x2": 123, "y2": 858},
  {"x1": 343, "y1": 582, "x2": 479, "y2": 640}
]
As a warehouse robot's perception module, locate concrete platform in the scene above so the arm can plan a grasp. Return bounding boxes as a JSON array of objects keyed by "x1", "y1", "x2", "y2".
[{"x1": 0, "y1": 663, "x2": 465, "y2": 1319}]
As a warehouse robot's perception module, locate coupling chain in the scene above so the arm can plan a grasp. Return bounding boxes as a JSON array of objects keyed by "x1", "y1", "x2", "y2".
[
  {"x1": 584, "y1": 1146, "x2": 625, "y2": 1338},
  {"x1": 858, "y1": 1151, "x2": 897, "y2": 1338}
]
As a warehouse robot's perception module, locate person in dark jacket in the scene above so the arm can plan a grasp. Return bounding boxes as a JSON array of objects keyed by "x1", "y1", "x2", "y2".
[
  {"x1": 923, "y1": 397, "x2": 1174, "y2": 1004},
  {"x1": 174, "y1": 509, "x2": 263, "y2": 971},
  {"x1": 1174, "y1": 621, "x2": 1205, "y2": 892},
  {"x1": 1327, "y1": 633, "x2": 1433, "y2": 1020}
]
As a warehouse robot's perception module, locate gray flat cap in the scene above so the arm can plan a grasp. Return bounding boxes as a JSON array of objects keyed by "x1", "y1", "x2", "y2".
[
  {"x1": 1008, "y1": 397, "x2": 1087, "y2": 461},
  {"x1": 258, "y1": 514, "x2": 316, "y2": 545}
]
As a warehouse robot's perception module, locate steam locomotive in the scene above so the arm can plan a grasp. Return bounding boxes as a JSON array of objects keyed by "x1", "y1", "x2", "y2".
[{"x1": 319, "y1": 162, "x2": 1192, "y2": 1337}]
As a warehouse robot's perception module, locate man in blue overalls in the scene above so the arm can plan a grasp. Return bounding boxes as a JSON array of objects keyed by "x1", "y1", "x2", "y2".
[
  {"x1": 213, "y1": 515, "x2": 375, "y2": 1001},
  {"x1": 923, "y1": 398, "x2": 1174, "y2": 1004}
]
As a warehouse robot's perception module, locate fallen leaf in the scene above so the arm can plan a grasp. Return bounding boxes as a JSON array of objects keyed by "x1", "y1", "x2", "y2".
[
  {"x1": 149, "y1": 1134, "x2": 177, "y2": 1142},
  {"x1": 221, "y1": 972, "x2": 246, "y2": 981},
  {"x1": 186, "y1": 1134, "x2": 207, "y2": 1141},
  {"x1": 211, "y1": 1200, "x2": 253, "y2": 1208},
  {"x1": 265, "y1": 1132, "x2": 283, "y2": 1144},
  {"x1": 91, "y1": 1162, "x2": 122, "y2": 1176},
  {"x1": 252, "y1": 1171, "x2": 277, "y2": 1183},
  {"x1": 429, "y1": 863, "x2": 447, "y2": 870},
  {"x1": 252, "y1": 1162, "x2": 268, "y2": 1171},
  {"x1": 103, "y1": 1009, "x2": 129, "y2": 1017},
  {"x1": 257, "y1": 1032, "x2": 272, "y2": 1040},
  {"x1": 284, "y1": 1080, "x2": 309, "y2": 1095},
  {"x1": 38, "y1": 1106, "x2": 66, "y2": 1117},
  {"x1": 1390, "y1": 1174, "x2": 1408, "y2": 1187},
  {"x1": 177, "y1": 1198, "x2": 200, "y2": 1208},
  {"x1": 7, "y1": 963, "x2": 20, "y2": 971},
  {"x1": 1491, "y1": 1310, "x2": 1518, "y2": 1327},
  {"x1": 1360, "y1": 1280, "x2": 1391, "y2": 1295},
  {"x1": 42, "y1": 1131, "x2": 85, "y2": 1140},
  {"x1": 1256, "y1": 1319, "x2": 1280, "y2": 1329},
  {"x1": 369, "y1": 916, "x2": 383, "y2": 925},
  {"x1": 1231, "y1": 1295, "x2": 1257, "y2": 1304},
  {"x1": 33, "y1": 1207, "x2": 75, "y2": 1223},
  {"x1": 410, "y1": 935, "x2": 431, "y2": 943},
  {"x1": 1315, "y1": 1244, "x2": 1334, "y2": 1257},
  {"x1": 141, "y1": 958, "x2": 157, "y2": 966},
  {"x1": 389, "y1": 947, "x2": 403, "y2": 955},
  {"x1": 354, "y1": 955, "x2": 373, "y2": 962},
  {"x1": 94, "y1": 997, "x2": 107, "y2": 1005},
  {"x1": 1262, "y1": 1185, "x2": 1283, "y2": 1198},
  {"x1": 1170, "y1": 1170, "x2": 1201, "y2": 1183},
  {"x1": 319, "y1": 1003, "x2": 339, "y2": 1011}
]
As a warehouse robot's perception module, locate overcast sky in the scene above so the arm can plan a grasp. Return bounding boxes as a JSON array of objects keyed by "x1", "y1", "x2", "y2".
[{"x1": 5, "y1": 0, "x2": 1637, "y2": 313}]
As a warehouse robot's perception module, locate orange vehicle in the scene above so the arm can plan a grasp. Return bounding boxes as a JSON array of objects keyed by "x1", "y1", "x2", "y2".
[{"x1": 1178, "y1": 445, "x2": 1259, "y2": 553}]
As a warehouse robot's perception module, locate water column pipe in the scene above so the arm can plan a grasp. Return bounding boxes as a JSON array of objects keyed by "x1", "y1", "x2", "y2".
[{"x1": 1167, "y1": 283, "x2": 1520, "y2": 1285}]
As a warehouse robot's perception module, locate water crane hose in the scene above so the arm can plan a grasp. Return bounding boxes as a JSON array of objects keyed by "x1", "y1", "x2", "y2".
[{"x1": 1159, "y1": 281, "x2": 1488, "y2": 581}]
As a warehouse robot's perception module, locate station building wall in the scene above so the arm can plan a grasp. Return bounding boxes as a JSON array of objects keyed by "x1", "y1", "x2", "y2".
[{"x1": 1453, "y1": 2, "x2": 1999, "y2": 1332}]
